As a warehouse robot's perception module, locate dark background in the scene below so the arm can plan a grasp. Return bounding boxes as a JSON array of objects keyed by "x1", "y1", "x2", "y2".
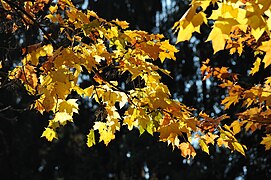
[{"x1": 0, "y1": 0, "x2": 270, "y2": 179}]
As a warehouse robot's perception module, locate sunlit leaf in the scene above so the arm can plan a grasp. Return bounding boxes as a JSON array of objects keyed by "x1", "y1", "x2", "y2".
[
  {"x1": 261, "y1": 134, "x2": 271, "y2": 150},
  {"x1": 41, "y1": 128, "x2": 57, "y2": 141},
  {"x1": 179, "y1": 142, "x2": 196, "y2": 159},
  {"x1": 87, "y1": 129, "x2": 96, "y2": 147}
]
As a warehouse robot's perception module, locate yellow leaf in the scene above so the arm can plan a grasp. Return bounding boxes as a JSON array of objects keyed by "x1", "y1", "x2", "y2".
[
  {"x1": 123, "y1": 108, "x2": 136, "y2": 130},
  {"x1": 118, "y1": 92, "x2": 128, "y2": 109},
  {"x1": 218, "y1": 127, "x2": 246, "y2": 155},
  {"x1": 202, "y1": 133, "x2": 219, "y2": 145},
  {"x1": 87, "y1": 10, "x2": 99, "y2": 19},
  {"x1": 158, "y1": 122, "x2": 181, "y2": 142},
  {"x1": 191, "y1": 0, "x2": 212, "y2": 11},
  {"x1": 158, "y1": 121, "x2": 190, "y2": 148},
  {"x1": 42, "y1": 94, "x2": 56, "y2": 112},
  {"x1": 93, "y1": 122, "x2": 106, "y2": 131},
  {"x1": 22, "y1": 44, "x2": 53, "y2": 66},
  {"x1": 176, "y1": 22, "x2": 194, "y2": 42},
  {"x1": 58, "y1": 99, "x2": 79, "y2": 115},
  {"x1": 174, "y1": 6, "x2": 206, "y2": 43},
  {"x1": 250, "y1": 57, "x2": 261, "y2": 75},
  {"x1": 206, "y1": 27, "x2": 226, "y2": 53},
  {"x1": 232, "y1": 142, "x2": 246, "y2": 156},
  {"x1": 211, "y1": 2, "x2": 247, "y2": 23},
  {"x1": 199, "y1": 139, "x2": 209, "y2": 155},
  {"x1": 99, "y1": 130, "x2": 115, "y2": 146},
  {"x1": 247, "y1": 15, "x2": 265, "y2": 41},
  {"x1": 93, "y1": 122, "x2": 115, "y2": 146},
  {"x1": 53, "y1": 81, "x2": 71, "y2": 99},
  {"x1": 158, "y1": 40, "x2": 178, "y2": 62},
  {"x1": 221, "y1": 94, "x2": 239, "y2": 110},
  {"x1": 48, "y1": 120, "x2": 60, "y2": 129},
  {"x1": 259, "y1": 40, "x2": 271, "y2": 68},
  {"x1": 230, "y1": 120, "x2": 241, "y2": 135},
  {"x1": 49, "y1": 5, "x2": 58, "y2": 14},
  {"x1": 53, "y1": 112, "x2": 73, "y2": 125},
  {"x1": 33, "y1": 99, "x2": 45, "y2": 114},
  {"x1": 104, "y1": 106, "x2": 121, "y2": 132},
  {"x1": 146, "y1": 120, "x2": 154, "y2": 135},
  {"x1": 160, "y1": 40, "x2": 179, "y2": 53},
  {"x1": 41, "y1": 128, "x2": 57, "y2": 141},
  {"x1": 112, "y1": 19, "x2": 129, "y2": 29},
  {"x1": 261, "y1": 134, "x2": 271, "y2": 150},
  {"x1": 73, "y1": 85, "x2": 84, "y2": 96},
  {"x1": 185, "y1": 118, "x2": 197, "y2": 131},
  {"x1": 217, "y1": 137, "x2": 229, "y2": 148},
  {"x1": 123, "y1": 117, "x2": 134, "y2": 131},
  {"x1": 207, "y1": 19, "x2": 238, "y2": 53},
  {"x1": 265, "y1": 77, "x2": 271, "y2": 85},
  {"x1": 86, "y1": 129, "x2": 96, "y2": 147},
  {"x1": 84, "y1": 85, "x2": 94, "y2": 97}
]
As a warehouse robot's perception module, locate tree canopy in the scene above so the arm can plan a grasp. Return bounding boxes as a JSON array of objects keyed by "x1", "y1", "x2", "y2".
[{"x1": 1, "y1": 0, "x2": 271, "y2": 179}]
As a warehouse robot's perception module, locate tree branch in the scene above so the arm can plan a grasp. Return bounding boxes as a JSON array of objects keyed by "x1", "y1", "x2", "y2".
[{"x1": 3, "y1": 0, "x2": 56, "y2": 46}]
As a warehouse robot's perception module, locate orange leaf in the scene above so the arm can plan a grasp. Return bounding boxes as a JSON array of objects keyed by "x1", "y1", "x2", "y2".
[{"x1": 179, "y1": 142, "x2": 196, "y2": 159}]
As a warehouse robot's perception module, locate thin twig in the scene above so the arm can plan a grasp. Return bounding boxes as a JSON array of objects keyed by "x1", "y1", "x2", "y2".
[{"x1": 0, "y1": 106, "x2": 11, "y2": 112}]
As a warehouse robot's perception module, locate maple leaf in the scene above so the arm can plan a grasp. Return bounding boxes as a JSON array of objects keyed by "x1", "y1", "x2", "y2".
[
  {"x1": 99, "y1": 130, "x2": 115, "y2": 146},
  {"x1": 41, "y1": 128, "x2": 57, "y2": 141},
  {"x1": 218, "y1": 127, "x2": 246, "y2": 156},
  {"x1": 52, "y1": 112, "x2": 73, "y2": 126},
  {"x1": 261, "y1": 134, "x2": 271, "y2": 150},
  {"x1": 201, "y1": 133, "x2": 219, "y2": 145},
  {"x1": 53, "y1": 82, "x2": 72, "y2": 99},
  {"x1": 191, "y1": 0, "x2": 214, "y2": 11},
  {"x1": 93, "y1": 122, "x2": 116, "y2": 146},
  {"x1": 259, "y1": 40, "x2": 271, "y2": 68},
  {"x1": 159, "y1": 40, "x2": 179, "y2": 62},
  {"x1": 221, "y1": 94, "x2": 240, "y2": 110},
  {"x1": 49, "y1": 4, "x2": 58, "y2": 14},
  {"x1": 22, "y1": 44, "x2": 53, "y2": 66},
  {"x1": 86, "y1": 129, "x2": 96, "y2": 147},
  {"x1": 232, "y1": 141, "x2": 246, "y2": 156},
  {"x1": 42, "y1": 94, "x2": 56, "y2": 112},
  {"x1": 123, "y1": 116, "x2": 135, "y2": 131},
  {"x1": 58, "y1": 99, "x2": 79, "y2": 115},
  {"x1": 247, "y1": 15, "x2": 265, "y2": 41},
  {"x1": 158, "y1": 122, "x2": 180, "y2": 145},
  {"x1": 104, "y1": 106, "x2": 121, "y2": 132},
  {"x1": 265, "y1": 77, "x2": 271, "y2": 86},
  {"x1": 83, "y1": 85, "x2": 94, "y2": 97},
  {"x1": 250, "y1": 57, "x2": 261, "y2": 75},
  {"x1": 112, "y1": 19, "x2": 129, "y2": 29},
  {"x1": 199, "y1": 139, "x2": 209, "y2": 155},
  {"x1": 179, "y1": 142, "x2": 196, "y2": 159},
  {"x1": 173, "y1": 5, "x2": 207, "y2": 43},
  {"x1": 158, "y1": 122, "x2": 190, "y2": 147},
  {"x1": 9, "y1": 65, "x2": 38, "y2": 95},
  {"x1": 139, "y1": 42, "x2": 160, "y2": 60},
  {"x1": 207, "y1": 19, "x2": 238, "y2": 53}
]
